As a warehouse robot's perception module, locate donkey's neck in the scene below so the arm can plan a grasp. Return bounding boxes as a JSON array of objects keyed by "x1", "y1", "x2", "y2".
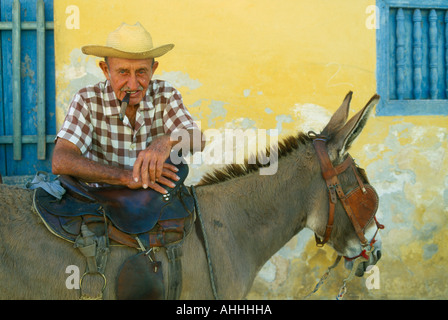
[{"x1": 196, "y1": 155, "x2": 309, "y2": 277}]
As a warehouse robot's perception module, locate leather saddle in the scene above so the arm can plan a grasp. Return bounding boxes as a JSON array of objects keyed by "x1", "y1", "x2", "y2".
[
  {"x1": 34, "y1": 159, "x2": 195, "y2": 245},
  {"x1": 32, "y1": 159, "x2": 195, "y2": 300}
]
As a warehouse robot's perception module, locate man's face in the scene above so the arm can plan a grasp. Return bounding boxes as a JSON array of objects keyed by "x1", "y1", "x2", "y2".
[{"x1": 100, "y1": 57, "x2": 158, "y2": 106}]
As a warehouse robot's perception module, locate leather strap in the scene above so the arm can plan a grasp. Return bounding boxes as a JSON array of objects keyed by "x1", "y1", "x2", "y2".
[
  {"x1": 315, "y1": 200, "x2": 334, "y2": 246},
  {"x1": 352, "y1": 165, "x2": 367, "y2": 193},
  {"x1": 313, "y1": 139, "x2": 339, "y2": 246},
  {"x1": 312, "y1": 138, "x2": 368, "y2": 246},
  {"x1": 313, "y1": 140, "x2": 352, "y2": 180},
  {"x1": 74, "y1": 223, "x2": 109, "y2": 300},
  {"x1": 165, "y1": 244, "x2": 183, "y2": 300},
  {"x1": 107, "y1": 224, "x2": 140, "y2": 248}
]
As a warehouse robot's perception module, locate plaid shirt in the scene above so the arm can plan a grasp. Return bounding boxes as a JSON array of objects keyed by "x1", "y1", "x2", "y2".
[{"x1": 57, "y1": 79, "x2": 197, "y2": 169}]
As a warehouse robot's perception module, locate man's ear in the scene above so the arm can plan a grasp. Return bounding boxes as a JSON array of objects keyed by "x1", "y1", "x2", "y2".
[
  {"x1": 151, "y1": 60, "x2": 159, "y2": 75},
  {"x1": 99, "y1": 60, "x2": 110, "y2": 80}
]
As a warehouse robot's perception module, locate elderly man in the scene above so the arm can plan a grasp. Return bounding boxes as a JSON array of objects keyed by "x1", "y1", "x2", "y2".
[{"x1": 52, "y1": 22, "x2": 204, "y2": 194}]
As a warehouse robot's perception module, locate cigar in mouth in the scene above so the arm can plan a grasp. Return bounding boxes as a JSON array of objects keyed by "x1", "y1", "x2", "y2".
[{"x1": 119, "y1": 92, "x2": 131, "y2": 121}]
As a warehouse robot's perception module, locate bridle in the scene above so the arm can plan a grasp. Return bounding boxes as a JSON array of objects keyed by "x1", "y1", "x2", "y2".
[
  {"x1": 308, "y1": 131, "x2": 384, "y2": 260},
  {"x1": 304, "y1": 132, "x2": 385, "y2": 299}
]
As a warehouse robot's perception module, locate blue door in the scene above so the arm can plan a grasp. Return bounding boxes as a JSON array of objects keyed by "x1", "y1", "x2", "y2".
[{"x1": 0, "y1": 0, "x2": 55, "y2": 178}]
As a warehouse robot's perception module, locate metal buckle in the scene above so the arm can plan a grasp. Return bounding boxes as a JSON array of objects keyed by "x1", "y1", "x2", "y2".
[
  {"x1": 328, "y1": 184, "x2": 338, "y2": 203},
  {"x1": 307, "y1": 131, "x2": 328, "y2": 141}
]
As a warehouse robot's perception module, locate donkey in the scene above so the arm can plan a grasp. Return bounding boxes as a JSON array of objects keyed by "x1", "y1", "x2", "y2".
[{"x1": 0, "y1": 92, "x2": 381, "y2": 299}]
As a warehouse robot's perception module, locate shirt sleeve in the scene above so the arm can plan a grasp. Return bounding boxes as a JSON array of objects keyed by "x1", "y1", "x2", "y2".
[
  {"x1": 56, "y1": 92, "x2": 93, "y2": 155},
  {"x1": 162, "y1": 87, "x2": 198, "y2": 135}
]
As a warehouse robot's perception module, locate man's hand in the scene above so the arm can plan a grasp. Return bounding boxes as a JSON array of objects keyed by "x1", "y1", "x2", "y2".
[{"x1": 132, "y1": 135, "x2": 180, "y2": 194}]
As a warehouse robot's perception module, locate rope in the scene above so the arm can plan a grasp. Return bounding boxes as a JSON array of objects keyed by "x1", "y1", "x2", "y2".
[
  {"x1": 305, "y1": 248, "x2": 373, "y2": 300},
  {"x1": 306, "y1": 222, "x2": 382, "y2": 300},
  {"x1": 336, "y1": 245, "x2": 374, "y2": 300},
  {"x1": 304, "y1": 255, "x2": 341, "y2": 299},
  {"x1": 190, "y1": 185, "x2": 220, "y2": 300}
]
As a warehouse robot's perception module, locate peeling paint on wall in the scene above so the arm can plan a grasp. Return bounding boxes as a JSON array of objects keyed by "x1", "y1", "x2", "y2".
[
  {"x1": 206, "y1": 100, "x2": 229, "y2": 127},
  {"x1": 154, "y1": 71, "x2": 202, "y2": 91},
  {"x1": 291, "y1": 103, "x2": 331, "y2": 133},
  {"x1": 56, "y1": 48, "x2": 104, "y2": 128}
]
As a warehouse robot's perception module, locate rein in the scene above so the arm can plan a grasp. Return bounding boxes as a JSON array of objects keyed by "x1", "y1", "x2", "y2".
[{"x1": 190, "y1": 185, "x2": 220, "y2": 300}]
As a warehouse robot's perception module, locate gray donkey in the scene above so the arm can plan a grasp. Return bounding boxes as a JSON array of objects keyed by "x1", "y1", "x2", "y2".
[{"x1": 0, "y1": 92, "x2": 382, "y2": 299}]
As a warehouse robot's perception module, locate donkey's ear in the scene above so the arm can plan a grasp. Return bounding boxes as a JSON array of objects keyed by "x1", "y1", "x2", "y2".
[
  {"x1": 328, "y1": 94, "x2": 380, "y2": 159},
  {"x1": 321, "y1": 91, "x2": 353, "y2": 138}
]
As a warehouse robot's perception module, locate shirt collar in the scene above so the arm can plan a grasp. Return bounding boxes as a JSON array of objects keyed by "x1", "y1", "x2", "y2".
[{"x1": 141, "y1": 81, "x2": 155, "y2": 111}]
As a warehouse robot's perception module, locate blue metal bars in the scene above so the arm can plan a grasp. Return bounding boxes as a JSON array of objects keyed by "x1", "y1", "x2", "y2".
[
  {"x1": 429, "y1": 9, "x2": 438, "y2": 99},
  {"x1": 12, "y1": 0, "x2": 21, "y2": 160},
  {"x1": 36, "y1": 0, "x2": 46, "y2": 160},
  {"x1": 394, "y1": 7, "x2": 448, "y2": 101},
  {"x1": 0, "y1": 0, "x2": 53, "y2": 161},
  {"x1": 446, "y1": 11, "x2": 448, "y2": 99},
  {"x1": 412, "y1": 9, "x2": 422, "y2": 99},
  {"x1": 396, "y1": 8, "x2": 405, "y2": 100}
]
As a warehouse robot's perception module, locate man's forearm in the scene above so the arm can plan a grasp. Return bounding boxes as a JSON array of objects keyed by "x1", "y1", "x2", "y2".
[{"x1": 52, "y1": 147, "x2": 130, "y2": 186}]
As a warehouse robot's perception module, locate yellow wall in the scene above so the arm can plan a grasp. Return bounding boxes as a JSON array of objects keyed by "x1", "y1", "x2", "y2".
[{"x1": 54, "y1": 0, "x2": 448, "y2": 299}]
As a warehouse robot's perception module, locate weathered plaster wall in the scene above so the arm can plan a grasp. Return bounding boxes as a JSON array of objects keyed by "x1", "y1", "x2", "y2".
[{"x1": 54, "y1": 0, "x2": 448, "y2": 299}]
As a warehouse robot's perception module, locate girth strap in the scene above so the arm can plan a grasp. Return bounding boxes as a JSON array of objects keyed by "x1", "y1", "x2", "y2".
[
  {"x1": 74, "y1": 224, "x2": 109, "y2": 275},
  {"x1": 190, "y1": 185, "x2": 220, "y2": 300},
  {"x1": 74, "y1": 223, "x2": 110, "y2": 299},
  {"x1": 165, "y1": 244, "x2": 183, "y2": 300}
]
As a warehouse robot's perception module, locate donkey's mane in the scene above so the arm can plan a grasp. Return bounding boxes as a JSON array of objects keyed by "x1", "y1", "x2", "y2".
[{"x1": 197, "y1": 132, "x2": 311, "y2": 186}]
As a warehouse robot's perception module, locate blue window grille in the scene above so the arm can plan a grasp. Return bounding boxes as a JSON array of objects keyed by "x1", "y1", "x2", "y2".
[
  {"x1": 376, "y1": 0, "x2": 448, "y2": 116},
  {"x1": 0, "y1": 0, "x2": 55, "y2": 177}
]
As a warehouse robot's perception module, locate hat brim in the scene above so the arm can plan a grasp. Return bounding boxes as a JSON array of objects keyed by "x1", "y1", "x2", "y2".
[{"x1": 81, "y1": 43, "x2": 174, "y2": 59}]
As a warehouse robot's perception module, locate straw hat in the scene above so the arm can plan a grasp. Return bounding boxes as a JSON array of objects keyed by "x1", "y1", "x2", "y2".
[{"x1": 81, "y1": 22, "x2": 174, "y2": 59}]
